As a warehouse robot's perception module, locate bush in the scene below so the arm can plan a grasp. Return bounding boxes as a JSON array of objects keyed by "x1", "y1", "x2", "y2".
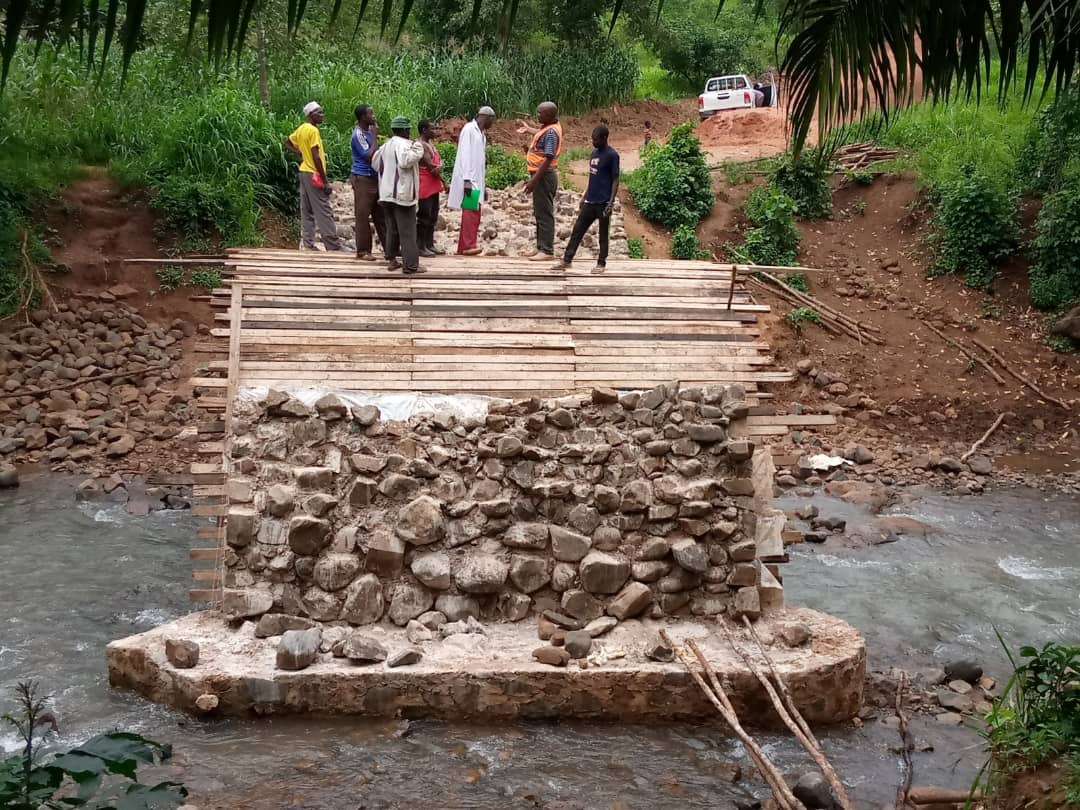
[
  {"x1": 626, "y1": 123, "x2": 713, "y2": 229},
  {"x1": 1018, "y1": 88, "x2": 1080, "y2": 195},
  {"x1": 770, "y1": 151, "x2": 832, "y2": 219},
  {"x1": 1029, "y1": 163, "x2": 1080, "y2": 310},
  {"x1": 486, "y1": 146, "x2": 529, "y2": 190},
  {"x1": 929, "y1": 168, "x2": 1017, "y2": 288},
  {"x1": 786, "y1": 306, "x2": 820, "y2": 334},
  {"x1": 980, "y1": 640, "x2": 1080, "y2": 800},
  {"x1": 671, "y1": 225, "x2": 711, "y2": 259},
  {"x1": 627, "y1": 237, "x2": 645, "y2": 258},
  {"x1": 726, "y1": 185, "x2": 800, "y2": 266}
]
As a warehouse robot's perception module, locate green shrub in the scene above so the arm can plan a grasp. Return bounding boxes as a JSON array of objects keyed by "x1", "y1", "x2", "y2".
[
  {"x1": 486, "y1": 146, "x2": 528, "y2": 190},
  {"x1": 1029, "y1": 164, "x2": 1080, "y2": 310},
  {"x1": 770, "y1": 150, "x2": 832, "y2": 219},
  {"x1": 627, "y1": 237, "x2": 645, "y2": 259},
  {"x1": 190, "y1": 268, "x2": 223, "y2": 290},
  {"x1": 1018, "y1": 88, "x2": 1080, "y2": 195},
  {"x1": 929, "y1": 168, "x2": 1017, "y2": 288},
  {"x1": 786, "y1": 306, "x2": 820, "y2": 334},
  {"x1": 626, "y1": 123, "x2": 713, "y2": 229},
  {"x1": 784, "y1": 272, "x2": 809, "y2": 292},
  {"x1": 156, "y1": 265, "x2": 185, "y2": 290},
  {"x1": 727, "y1": 185, "x2": 800, "y2": 266},
  {"x1": 671, "y1": 225, "x2": 711, "y2": 260},
  {"x1": 436, "y1": 142, "x2": 457, "y2": 180},
  {"x1": 979, "y1": 640, "x2": 1080, "y2": 800}
]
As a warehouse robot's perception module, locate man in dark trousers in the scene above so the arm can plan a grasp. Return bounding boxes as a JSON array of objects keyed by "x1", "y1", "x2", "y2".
[
  {"x1": 521, "y1": 101, "x2": 563, "y2": 261},
  {"x1": 554, "y1": 125, "x2": 619, "y2": 273},
  {"x1": 351, "y1": 103, "x2": 386, "y2": 261}
]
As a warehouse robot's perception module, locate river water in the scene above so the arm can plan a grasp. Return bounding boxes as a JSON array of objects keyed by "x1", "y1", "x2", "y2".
[{"x1": 1, "y1": 474, "x2": 1077, "y2": 809}]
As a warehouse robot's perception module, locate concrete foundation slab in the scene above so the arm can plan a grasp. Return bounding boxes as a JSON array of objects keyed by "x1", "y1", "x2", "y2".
[{"x1": 107, "y1": 607, "x2": 864, "y2": 725}]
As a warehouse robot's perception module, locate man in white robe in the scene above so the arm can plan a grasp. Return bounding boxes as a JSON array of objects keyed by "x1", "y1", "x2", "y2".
[{"x1": 447, "y1": 105, "x2": 495, "y2": 256}]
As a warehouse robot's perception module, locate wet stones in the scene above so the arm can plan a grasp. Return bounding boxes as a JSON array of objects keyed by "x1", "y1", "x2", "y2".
[{"x1": 579, "y1": 551, "x2": 631, "y2": 594}]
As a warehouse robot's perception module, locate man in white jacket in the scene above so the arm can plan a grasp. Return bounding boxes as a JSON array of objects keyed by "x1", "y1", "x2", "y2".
[
  {"x1": 374, "y1": 116, "x2": 426, "y2": 275},
  {"x1": 447, "y1": 106, "x2": 495, "y2": 256}
]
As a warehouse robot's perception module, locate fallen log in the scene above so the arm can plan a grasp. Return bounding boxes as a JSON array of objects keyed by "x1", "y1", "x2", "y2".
[
  {"x1": 919, "y1": 321, "x2": 1006, "y2": 385},
  {"x1": 907, "y1": 787, "x2": 982, "y2": 805},
  {"x1": 971, "y1": 338, "x2": 1070, "y2": 410},
  {"x1": 895, "y1": 673, "x2": 914, "y2": 809}
]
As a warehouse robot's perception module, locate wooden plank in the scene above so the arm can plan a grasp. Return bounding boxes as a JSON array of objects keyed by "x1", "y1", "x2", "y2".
[
  {"x1": 197, "y1": 441, "x2": 225, "y2": 455},
  {"x1": 192, "y1": 569, "x2": 222, "y2": 582},
  {"x1": 192, "y1": 503, "x2": 227, "y2": 517},
  {"x1": 197, "y1": 526, "x2": 223, "y2": 539},
  {"x1": 745, "y1": 414, "x2": 837, "y2": 426},
  {"x1": 146, "y1": 473, "x2": 192, "y2": 486},
  {"x1": 191, "y1": 548, "x2": 223, "y2": 560},
  {"x1": 193, "y1": 485, "x2": 225, "y2": 497},
  {"x1": 190, "y1": 589, "x2": 222, "y2": 602},
  {"x1": 191, "y1": 377, "x2": 228, "y2": 388}
]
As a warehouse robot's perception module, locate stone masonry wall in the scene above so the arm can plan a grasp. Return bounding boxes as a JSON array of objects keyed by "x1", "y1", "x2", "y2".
[{"x1": 220, "y1": 382, "x2": 785, "y2": 629}]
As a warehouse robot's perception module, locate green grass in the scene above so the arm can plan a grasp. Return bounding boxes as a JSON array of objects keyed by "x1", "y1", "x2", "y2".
[
  {"x1": 627, "y1": 237, "x2": 645, "y2": 258},
  {"x1": 786, "y1": 306, "x2": 820, "y2": 334}
]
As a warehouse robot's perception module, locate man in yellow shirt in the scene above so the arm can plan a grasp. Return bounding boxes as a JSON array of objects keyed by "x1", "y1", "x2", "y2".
[{"x1": 284, "y1": 101, "x2": 347, "y2": 251}]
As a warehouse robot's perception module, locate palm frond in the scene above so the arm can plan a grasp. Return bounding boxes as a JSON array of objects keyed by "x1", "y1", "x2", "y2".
[
  {"x1": 379, "y1": 0, "x2": 394, "y2": 37},
  {"x1": 56, "y1": 0, "x2": 82, "y2": 44},
  {"x1": 187, "y1": 0, "x2": 204, "y2": 46},
  {"x1": 119, "y1": 0, "x2": 149, "y2": 81},
  {"x1": 777, "y1": 0, "x2": 1080, "y2": 153},
  {"x1": 85, "y1": 0, "x2": 101, "y2": 67},
  {"x1": 394, "y1": 0, "x2": 415, "y2": 41},
  {"x1": 1, "y1": 0, "x2": 31, "y2": 87},
  {"x1": 96, "y1": 0, "x2": 120, "y2": 79}
]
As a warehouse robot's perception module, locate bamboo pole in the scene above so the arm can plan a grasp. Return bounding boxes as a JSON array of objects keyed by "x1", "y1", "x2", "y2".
[{"x1": 718, "y1": 623, "x2": 853, "y2": 810}]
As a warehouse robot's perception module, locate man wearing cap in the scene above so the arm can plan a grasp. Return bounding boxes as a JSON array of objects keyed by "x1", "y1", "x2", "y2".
[
  {"x1": 285, "y1": 102, "x2": 346, "y2": 252},
  {"x1": 373, "y1": 116, "x2": 425, "y2": 275},
  {"x1": 447, "y1": 106, "x2": 495, "y2": 256}
]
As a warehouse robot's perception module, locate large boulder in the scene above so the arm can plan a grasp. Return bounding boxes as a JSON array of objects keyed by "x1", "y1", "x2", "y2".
[
  {"x1": 313, "y1": 553, "x2": 361, "y2": 591},
  {"x1": 509, "y1": 554, "x2": 551, "y2": 593},
  {"x1": 435, "y1": 594, "x2": 481, "y2": 621},
  {"x1": 454, "y1": 553, "x2": 509, "y2": 594},
  {"x1": 501, "y1": 522, "x2": 549, "y2": 550},
  {"x1": 276, "y1": 628, "x2": 322, "y2": 671},
  {"x1": 288, "y1": 516, "x2": 331, "y2": 556},
  {"x1": 411, "y1": 552, "x2": 452, "y2": 590},
  {"x1": 222, "y1": 589, "x2": 273, "y2": 620},
  {"x1": 341, "y1": 574, "x2": 385, "y2": 625},
  {"x1": 165, "y1": 638, "x2": 200, "y2": 668},
  {"x1": 342, "y1": 632, "x2": 388, "y2": 664},
  {"x1": 579, "y1": 551, "x2": 631, "y2": 594},
  {"x1": 606, "y1": 582, "x2": 653, "y2": 619},
  {"x1": 387, "y1": 582, "x2": 435, "y2": 626},
  {"x1": 550, "y1": 526, "x2": 592, "y2": 562},
  {"x1": 396, "y1": 496, "x2": 446, "y2": 545}
]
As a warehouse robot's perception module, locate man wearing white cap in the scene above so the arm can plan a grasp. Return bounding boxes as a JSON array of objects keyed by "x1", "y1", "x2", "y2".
[
  {"x1": 284, "y1": 101, "x2": 347, "y2": 251},
  {"x1": 447, "y1": 106, "x2": 495, "y2": 256}
]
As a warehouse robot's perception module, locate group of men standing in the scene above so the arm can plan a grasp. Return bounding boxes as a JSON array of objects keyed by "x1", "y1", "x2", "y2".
[{"x1": 285, "y1": 98, "x2": 620, "y2": 274}]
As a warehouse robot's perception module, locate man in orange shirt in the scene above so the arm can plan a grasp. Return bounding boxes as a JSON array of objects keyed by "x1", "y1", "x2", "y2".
[
  {"x1": 521, "y1": 101, "x2": 563, "y2": 261},
  {"x1": 284, "y1": 101, "x2": 347, "y2": 252}
]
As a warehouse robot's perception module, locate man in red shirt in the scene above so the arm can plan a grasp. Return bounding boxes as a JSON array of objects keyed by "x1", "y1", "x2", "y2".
[{"x1": 416, "y1": 119, "x2": 446, "y2": 258}]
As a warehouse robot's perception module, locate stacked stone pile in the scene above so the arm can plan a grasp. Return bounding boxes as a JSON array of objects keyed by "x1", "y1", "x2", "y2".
[
  {"x1": 0, "y1": 295, "x2": 200, "y2": 476},
  {"x1": 221, "y1": 382, "x2": 784, "y2": 637},
  {"x1": 328, "y1": 184, "x2": 630, "y2": 261}
]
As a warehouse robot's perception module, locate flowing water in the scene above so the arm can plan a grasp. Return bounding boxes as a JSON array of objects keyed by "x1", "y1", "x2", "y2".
[{"x1": 1, "y1": 474, "x2": 1077, "y2": 809}]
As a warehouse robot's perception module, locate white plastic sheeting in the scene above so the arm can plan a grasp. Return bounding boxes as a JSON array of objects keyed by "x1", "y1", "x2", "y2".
[
  {"x1": 805, "y1": 453, "x2": 853, "y2": 471},
  {"x1": 237, "y1": 385, "x2": 493, "y2": 421}
]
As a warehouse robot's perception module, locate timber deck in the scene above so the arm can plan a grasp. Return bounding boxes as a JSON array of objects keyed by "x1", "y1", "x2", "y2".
[{"x1": 185, "y1": 248, "x2": 830, "y2": 603}]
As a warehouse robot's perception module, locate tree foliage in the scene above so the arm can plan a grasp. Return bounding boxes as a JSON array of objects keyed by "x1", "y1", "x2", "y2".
[{"x1": 626, "y1": 122, "x2": 713, "y2": 229}]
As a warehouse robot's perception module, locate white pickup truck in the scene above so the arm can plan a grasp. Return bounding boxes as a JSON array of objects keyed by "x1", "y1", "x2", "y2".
[{"x1": 698, "y1": 74, "x2": 776, "y2": 119}]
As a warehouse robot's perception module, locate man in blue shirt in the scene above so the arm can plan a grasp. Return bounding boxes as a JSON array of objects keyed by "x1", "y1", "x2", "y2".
[
  {"x1": 351, "y1": 104, "x2": 387, "y2": 261},
  {"x1": 555, "y1": 125, "x2": 620, "y2": 273}
]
